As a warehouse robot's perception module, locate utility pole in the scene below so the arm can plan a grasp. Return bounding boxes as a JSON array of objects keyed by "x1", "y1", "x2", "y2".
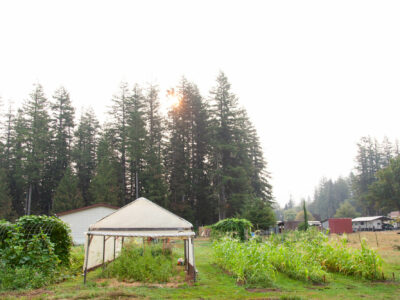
[{"x1": 26, "y1": 184, "x2": 32, "y2": 215}]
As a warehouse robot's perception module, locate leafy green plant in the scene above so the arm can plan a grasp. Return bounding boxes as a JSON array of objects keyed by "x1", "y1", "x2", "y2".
[
  {"x1": 16, "y1": 215, "x2": 72, "y2": 265},
  {"x1": 210, "y1": 218, "x2": 253, "y2": 241},
  {"x1": 0, "y1": 226, "x2": 61, "y2": 290},
  {"x1": 0, "y1": 215, "x2": 73, "y2": 290},
  {"x1": 212, "y1": 228, "x2": 384, "y2": 286},
  {"x1": 102, "y1": 243, "x2": 178, "y2": 283}
]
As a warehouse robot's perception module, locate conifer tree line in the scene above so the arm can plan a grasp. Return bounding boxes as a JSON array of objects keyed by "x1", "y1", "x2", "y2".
[
  {"x1": 279, "y1": 136, "x2": 400, "y2": 221},
  {"x1": 0, "y1": 72, "x2": 274, "y2": 228}
]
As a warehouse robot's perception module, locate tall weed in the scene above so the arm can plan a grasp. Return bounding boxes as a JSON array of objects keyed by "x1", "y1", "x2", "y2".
[{"x1": 102, "y1": 243, "x2": 177, "y2": 283}]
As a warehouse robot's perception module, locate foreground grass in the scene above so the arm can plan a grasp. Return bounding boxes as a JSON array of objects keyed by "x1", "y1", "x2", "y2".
[{"x1": 2, "y1": 234, "x2": 400, "y2": 299}]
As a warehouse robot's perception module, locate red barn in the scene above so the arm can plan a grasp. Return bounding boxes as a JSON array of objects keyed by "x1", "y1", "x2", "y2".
[{"x1": 321, "y1": 218, "x2": 352, "y2": 234}]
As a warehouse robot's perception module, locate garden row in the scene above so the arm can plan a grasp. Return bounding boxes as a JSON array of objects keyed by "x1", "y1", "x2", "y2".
[{"x1": 212, "y1": 228, "x2": 383, "y2": 285}]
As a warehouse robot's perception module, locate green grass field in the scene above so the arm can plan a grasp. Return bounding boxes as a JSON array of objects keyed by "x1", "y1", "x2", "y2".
[{"x1": 2, "y1": 233, "x2": 400, "y2": 299}]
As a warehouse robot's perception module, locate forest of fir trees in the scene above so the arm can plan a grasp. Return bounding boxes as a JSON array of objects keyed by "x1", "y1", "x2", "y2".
[
  {"x1": 277, "y1": 136, "x2": 400, "y2": 222},
  {"x1": 0, "y1": 72, "x2": 275, "y2": 229}
]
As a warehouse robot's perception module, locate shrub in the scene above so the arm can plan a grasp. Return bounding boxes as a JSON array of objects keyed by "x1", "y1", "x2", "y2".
[
  {"x1": 102, "y1": 243, "x2": 177, "y2": 283},
  {"x1": 0, "y1": 215, "x2": 73, "y2": 290},
  {"x1": 210, "y1": 218, "x2": 252, "y2": 241},
  {"x1": 0, "y1": 227, "x2": 61, "y2": 290},
  {"x1": 16, "y1": 215, "x2": 72, "y2": 265}
]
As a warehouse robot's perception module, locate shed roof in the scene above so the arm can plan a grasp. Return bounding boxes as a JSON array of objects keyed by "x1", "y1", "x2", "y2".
[
  {"x1": 89, "y1": 197, "x2": 193, "y2": 232},
  {"x1": 352, "y1": 216, "x2": 392, "y2": 222},
  {"x1": 56, "y1": 203, "x2": 119, "y2": 217}
]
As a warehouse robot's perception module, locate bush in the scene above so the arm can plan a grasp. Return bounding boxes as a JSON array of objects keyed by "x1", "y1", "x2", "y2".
[
  {"x1": 0, "y1": 215, "x2": 73, "y2": 290},
  {"x1": 0, "y1": 227, "x2": 61, "y2": 290},
  {"x1": 16, "y1": 215, "x2": 72, "y2": 265},
  {"x1": 102, "y1": 243, "x2": 177, "y2": 283},
  {"x1": 210, "y1": 218, "x2": 253, "y2": 241}
]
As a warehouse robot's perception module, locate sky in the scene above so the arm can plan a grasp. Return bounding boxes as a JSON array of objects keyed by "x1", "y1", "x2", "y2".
[{"x1": 1, "y1": 0, "x2": 400, "y2": 207}]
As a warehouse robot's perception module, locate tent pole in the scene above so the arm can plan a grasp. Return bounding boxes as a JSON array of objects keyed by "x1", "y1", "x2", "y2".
[
  {"x1": 113, "y1": 236, "x2": 116, "y2": 260},
  {"x1": 102, "y1": 235, "x2": 106, "y2": 269},
  {"x1": 83, "y1": 234, "x2": 91, "y2": 284},
  {"x1": 191, "y1": 238, "x2": 196, "y2": 282},
  {"x1": 183, "y1": 239, "x2": 187, "y2": 270}
]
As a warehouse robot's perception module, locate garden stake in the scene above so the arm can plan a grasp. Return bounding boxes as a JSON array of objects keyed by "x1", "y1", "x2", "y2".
[
  {"x1": 393, "y1": 272, "x2": 395, "y2": 281},
  {"x1": 375, "y1": 232, "x2": 379, "y2": 247}
]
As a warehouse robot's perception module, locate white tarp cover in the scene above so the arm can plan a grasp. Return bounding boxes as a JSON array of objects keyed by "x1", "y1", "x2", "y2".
[
  {"x1": 89, "y1": 197, "x2": 193, "y2": 232},
  {"x1": 84, "y1": 197, "x2": 195, "y2": 273}
]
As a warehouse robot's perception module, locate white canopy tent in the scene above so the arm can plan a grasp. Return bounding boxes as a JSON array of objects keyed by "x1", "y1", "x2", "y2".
[{"x1": 83, "y1": 197, "x2": 196, "y2": 283}]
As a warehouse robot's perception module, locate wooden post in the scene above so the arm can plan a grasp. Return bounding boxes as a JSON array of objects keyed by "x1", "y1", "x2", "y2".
[
  {"x1": 83, "y1": 234, "x2": 91, "y2": 284},
  {"x1": 375, "y1": 232, "x2": 379, "y2": 247}
]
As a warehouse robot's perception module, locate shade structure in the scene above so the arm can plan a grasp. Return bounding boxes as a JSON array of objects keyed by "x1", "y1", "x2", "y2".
[{"x1": 83, "y1": 197, "x2": 196, "y2": 283}]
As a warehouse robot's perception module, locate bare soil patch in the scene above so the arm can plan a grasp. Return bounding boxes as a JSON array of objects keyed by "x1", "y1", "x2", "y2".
[
  {"x1": 96, "y1": 278, "x2": 186, "y2": 288},
  {"x1": 0, "y1": 288, "x2": 54, "y2": 298},
  {"x1": 246, "y1": 288, "x2": 281, "y2": 293}
]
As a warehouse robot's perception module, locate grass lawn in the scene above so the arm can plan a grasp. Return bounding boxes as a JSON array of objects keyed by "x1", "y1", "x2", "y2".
[{"x1": 2, "y1": 232, "x2": 400, "y2": 299}]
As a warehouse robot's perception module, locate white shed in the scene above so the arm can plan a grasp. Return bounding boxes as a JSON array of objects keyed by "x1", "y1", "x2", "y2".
[
  {"x1": 56, "y1": 204, "x2": 118, "y2": 245},
  {"x1": 352, "y1": 216, "x2": 392, "y2": 231}
]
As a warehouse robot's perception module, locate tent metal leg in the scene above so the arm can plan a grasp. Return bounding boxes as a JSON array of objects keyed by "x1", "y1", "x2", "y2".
[
  {"x1": 191, "y1": 238, "x2": 196, "y2": 282},
  {"x1": 83, "y1": 234, "x2": 91, "y2": 284},
  {"x1": 113, "y1": 236, "x2": 116, "y2": 260},
  {"x1": 102, "y1": 235, "x2": 106, "y2": 269},
  {"x1": 183, "y1": 239, "x2": 186, "y2": 270}
]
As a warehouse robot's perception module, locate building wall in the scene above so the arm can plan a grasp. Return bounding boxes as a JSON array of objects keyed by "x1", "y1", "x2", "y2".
[
  {"x1": 59, "y1": 207, "x2": 117, "y2": 245},
  {"x1": 321, "y1": 220, "x2": 329, "y2": 230},
  {"x1": 353, "y1": 219, "x2": 383, "y2": 231},
  {"x1": 329, "y1": 218, "x2": 352, "y2": 234}
]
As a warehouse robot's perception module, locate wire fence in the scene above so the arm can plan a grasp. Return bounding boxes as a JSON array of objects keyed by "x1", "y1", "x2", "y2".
[{"x1": 0, "y1": 220, "x2": 59, "y2": 242}]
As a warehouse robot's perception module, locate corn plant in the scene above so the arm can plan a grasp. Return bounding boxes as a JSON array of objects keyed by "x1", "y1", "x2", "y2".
[{"x1": 212, "y1": 228, "x2": 383, "y2": 286}]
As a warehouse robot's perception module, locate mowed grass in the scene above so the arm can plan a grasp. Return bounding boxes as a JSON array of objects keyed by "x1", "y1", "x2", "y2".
[{"x1": 1, "y1": 233, "x2": 400, "y2": 299}]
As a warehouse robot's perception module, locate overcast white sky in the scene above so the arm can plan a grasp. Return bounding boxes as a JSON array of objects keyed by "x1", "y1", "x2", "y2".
[{"x1": 1, "y1": 0, "x2": 400, "y2": 206}]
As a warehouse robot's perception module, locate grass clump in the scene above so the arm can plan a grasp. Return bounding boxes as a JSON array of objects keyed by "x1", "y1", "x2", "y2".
[{"x1": 102, "y1": 242, "x2": 177, "y2": 283}]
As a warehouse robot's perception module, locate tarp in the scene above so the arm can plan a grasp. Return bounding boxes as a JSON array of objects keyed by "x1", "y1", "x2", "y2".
[
  {"x1": 83, "y1": 197, "x2": 196, "y2": 282},
  {"x1": 89, "y1": 197, "x2": 193, "y2": 232}
]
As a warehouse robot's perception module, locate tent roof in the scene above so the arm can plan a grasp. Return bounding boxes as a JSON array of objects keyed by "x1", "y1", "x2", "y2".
[{"x1": 89, "y1": 197, "x2": 193, "y2": 232}]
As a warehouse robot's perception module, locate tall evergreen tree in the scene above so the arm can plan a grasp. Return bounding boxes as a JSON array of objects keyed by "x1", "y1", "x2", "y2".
[
  {"x1": 89, "y1": 130, "x2": 123, "y2": 206},
  {"x1": 24, "y1": 84, "x2": 52, "y2": 214},
  {"x1": 51, "y1": 87, "x2": 75, "y2": 185},
  {"x1": 108, "y1": 82, "x2": 130, "y2": 203},
  {"x1": 74, "y1": 108, "x2": 99, "y2": 205},
  {"x1": 141, "y1": 84, "x2": 168, "y2": 206},
  {"x1": 166, "y1": 79, "x2": 212, "y2": 223},
  {"x1": 53, "y1": 167, "x2": 83, "y2": 213},
  {"x1": 7, "y1": 108, "x2": 27, "y2": 216},
  {"x1": 0, "y1": 167, "x2": 13, "y2": 220},
  {"x1": 126, "y1": 84, "x2": 147, "y2": 202},
  {"x1": 352, "y1": 136, "x2": 398, "y2": 215},
  {"x1": 209, "y1": 72, "x2": 272, "y2": 220}
]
